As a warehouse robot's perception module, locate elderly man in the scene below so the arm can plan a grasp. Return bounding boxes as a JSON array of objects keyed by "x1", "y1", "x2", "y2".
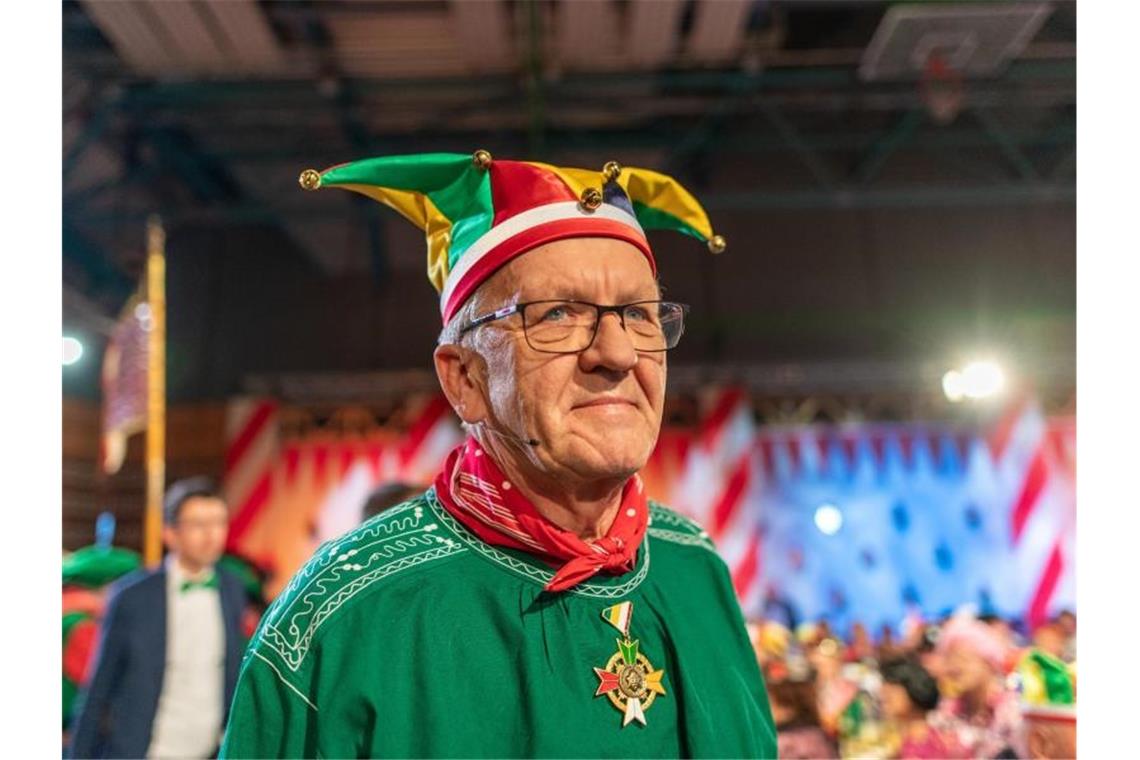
[{"x1": 221, "y1": 153, "x2": 776, "y2": 758}]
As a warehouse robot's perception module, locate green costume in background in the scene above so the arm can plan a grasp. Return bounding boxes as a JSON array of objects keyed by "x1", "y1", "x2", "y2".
[{"x1": 221, "y1": 491, "x2": 776, "y2": 758}]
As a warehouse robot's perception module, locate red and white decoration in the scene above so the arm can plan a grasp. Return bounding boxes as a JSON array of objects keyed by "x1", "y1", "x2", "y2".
[
  {"x1": 671, "y1": 388, "x2": 764, "y2": 612},
  {"x1": 988, "y1": 396, "x2": 1076, "y2": 628},
  {"x1": 222, "y1": 388, "x2": 1075, "y2": 630}
]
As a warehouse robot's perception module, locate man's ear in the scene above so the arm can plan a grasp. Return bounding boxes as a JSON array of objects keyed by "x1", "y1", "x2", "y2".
[
  {"x1": 434, "y1": 343, "x2": 490, "y2": 425},
  {"x1": 162, "y1": 524, "x2": 177, "y2": 553}
]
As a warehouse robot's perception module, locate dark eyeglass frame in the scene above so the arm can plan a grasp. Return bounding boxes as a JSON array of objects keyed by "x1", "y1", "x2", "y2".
[{"x1": 457, "y1": 299, "x2": 691, "y2": 354}]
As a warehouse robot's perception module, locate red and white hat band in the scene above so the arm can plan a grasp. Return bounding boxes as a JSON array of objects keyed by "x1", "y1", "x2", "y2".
[{"x1": 439, "y1": 201, "x2": 652, "y2": 324}]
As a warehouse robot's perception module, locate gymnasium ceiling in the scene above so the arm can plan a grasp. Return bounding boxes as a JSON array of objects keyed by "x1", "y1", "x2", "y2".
[{"x1": 62, "y1": 1, "x2": 1076, "y2": 406}]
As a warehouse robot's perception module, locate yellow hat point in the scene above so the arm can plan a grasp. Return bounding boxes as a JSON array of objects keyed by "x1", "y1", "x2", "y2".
[
  {"x1": 707, "y1": 234, "x2": 727, "y2": 254},
  {"x1": 298, "y1": 169, "x2": 322, "y2": 191},
  {"x1": 472, "y1": 149, "x2": 493, "y2": 169},
  {"x1": 602, "y1": 161, "x2": 622, "y2": 182},
  {"x1": 580, "y1": 187, "x2": 603, "y2": 211}
]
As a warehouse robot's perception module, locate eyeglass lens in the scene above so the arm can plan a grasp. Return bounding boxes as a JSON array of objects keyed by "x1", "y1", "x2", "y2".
[{"x1": 520, "y1": 301, "x2": 685, "y2": 353}]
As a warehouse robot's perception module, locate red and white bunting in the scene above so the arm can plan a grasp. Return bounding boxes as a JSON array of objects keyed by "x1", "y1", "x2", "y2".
[
  {"x1": 671, "y1": 388, "x2": 763, "y2": 613},
  {"x1": 988, "y1": 397, "x2": 1075, "y2": 628},
  {"x1": 222, "y1": 397, "x2": 279, "y2": 552}
]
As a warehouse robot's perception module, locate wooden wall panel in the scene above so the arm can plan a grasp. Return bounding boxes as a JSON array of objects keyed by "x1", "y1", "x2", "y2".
[{"x1": 62, "y1": 399, "x2": 228, "y2": 552}]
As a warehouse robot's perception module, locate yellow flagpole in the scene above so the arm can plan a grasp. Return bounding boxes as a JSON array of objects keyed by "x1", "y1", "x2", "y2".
[{"x1": 144, "y1": 215, "x2": 167, "y2": 568}]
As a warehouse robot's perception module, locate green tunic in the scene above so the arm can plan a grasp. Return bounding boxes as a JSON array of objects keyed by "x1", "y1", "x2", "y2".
[{"x1": 220, "y1": 490, "x2": 776, "y2": 758}]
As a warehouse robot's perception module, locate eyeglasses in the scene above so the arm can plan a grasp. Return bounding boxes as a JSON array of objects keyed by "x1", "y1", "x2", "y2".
[
  {"x1": 458, "y1": 300, "x2": 690, "y2": 354},
  {"x1": 175, "y1": 517, "x2": 229, "y2": 531}
]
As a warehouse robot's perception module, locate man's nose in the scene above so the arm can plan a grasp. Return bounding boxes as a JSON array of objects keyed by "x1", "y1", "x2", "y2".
[{"x1": 579, "y1": 312, "x2": 637, "y2": 373}]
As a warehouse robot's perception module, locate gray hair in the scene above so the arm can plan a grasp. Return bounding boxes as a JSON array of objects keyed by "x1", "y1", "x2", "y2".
[
  {"x1": 437, "y1": 268, "x2": 520, "y2": 348},
  {"x1": 437, "y1": 293, "x2": 483, "y2": 347},
  {"x1": 436, "y1": 281, "x2": 509, "y2": 438}
]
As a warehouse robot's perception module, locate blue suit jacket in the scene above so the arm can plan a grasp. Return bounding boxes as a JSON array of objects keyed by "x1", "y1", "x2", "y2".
[{"x1": 68, "y1": 565, "x2": 247, "y2": 759}]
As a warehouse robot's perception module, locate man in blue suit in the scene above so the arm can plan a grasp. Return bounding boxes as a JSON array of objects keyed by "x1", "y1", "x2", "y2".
[{"x1": 69, "y1": 478, "x2": 249, "y2": 759}]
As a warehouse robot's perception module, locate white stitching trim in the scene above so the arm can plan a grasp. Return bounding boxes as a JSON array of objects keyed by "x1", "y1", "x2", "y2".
[{"x1": 252, "y1": 649, "x2": 319, "y2": 712}]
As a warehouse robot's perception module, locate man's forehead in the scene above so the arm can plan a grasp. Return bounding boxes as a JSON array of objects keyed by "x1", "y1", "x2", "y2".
[
  {"x1": 181, "y1": 495, "x2": 228, "y2": 513},
  {"x1": 516, "y1": 274, "x2": 661, "y2": 301},
  {"x1": 489, "y1": 238, "x2": 660, "y2": 301}
]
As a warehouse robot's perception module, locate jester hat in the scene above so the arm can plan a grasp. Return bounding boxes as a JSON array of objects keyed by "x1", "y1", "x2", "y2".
[
  {"x1": 1016, "y1": 649, "x2": 1076, "y2": 722},
  {"x1": 299, "y1": 151, "x2": 725, "y2": 325}
]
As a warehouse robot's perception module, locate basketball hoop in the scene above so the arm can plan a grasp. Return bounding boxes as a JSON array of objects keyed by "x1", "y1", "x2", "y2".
[{"x1": 919, "y1": 52, "x2": 965, "y2": 125}]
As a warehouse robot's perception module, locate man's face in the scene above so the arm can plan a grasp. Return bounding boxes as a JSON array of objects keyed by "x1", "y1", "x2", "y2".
[
  {"x1": 466, "y1": 237, "x2": 667, "y2": 485},
  {"x1": 942, "y1": 642, "x2": 994, "y2": 694},
  {"x1": 1033, "y1": 625, "x2": 1065, "y2": 659},
  {"x1": 1056, "y1": 612, "x2": 1076, "y2": 637},
  {"x1": 164, "y1": 496, "x2": 229, "y2": 569},
  {"x1": 880, "y1": 682, "x2": 913, "y2": 721}
]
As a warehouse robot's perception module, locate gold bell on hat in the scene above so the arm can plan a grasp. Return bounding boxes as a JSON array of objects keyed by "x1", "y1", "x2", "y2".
[
  {"x1": 602, "y1": 161, "x2": 622, "y2": 182},
  {"x1": 707, "y1": 234, "x2": 727, "y2": 254},
  {"x1": 580, "y1": 187, "x2": 603, "y2": 211},
  {"x1": 472, "y1": 149, "x2": 493, "y2": 169},
  {"x1": 298, "y1": 169, "x2": 322, "y2": 191}
]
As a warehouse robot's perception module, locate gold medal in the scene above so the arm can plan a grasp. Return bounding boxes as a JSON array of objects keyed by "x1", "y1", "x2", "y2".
[{"x1": 593, "y1": 602, "x2": 667, "y2": 727}]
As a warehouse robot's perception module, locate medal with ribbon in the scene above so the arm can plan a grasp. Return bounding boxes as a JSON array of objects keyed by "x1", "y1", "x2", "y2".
[{"x1": 593, "y1": 601, "x2": 667, "y2": 727}]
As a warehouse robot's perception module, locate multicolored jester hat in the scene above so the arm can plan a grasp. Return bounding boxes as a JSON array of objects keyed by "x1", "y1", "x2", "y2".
[{"x1": 299, "y1": 151, "x2": 725, "y2": 325}]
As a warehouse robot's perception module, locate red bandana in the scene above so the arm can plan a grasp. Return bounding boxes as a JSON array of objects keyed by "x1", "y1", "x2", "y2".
[{"x1": 433, "y1": 438, "x2": 648, "y2": 592}]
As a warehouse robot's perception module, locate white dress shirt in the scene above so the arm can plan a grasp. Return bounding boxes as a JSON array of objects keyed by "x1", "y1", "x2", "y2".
[{"x1": 146, "y1": 558, "x2": 226, "y2": 759}]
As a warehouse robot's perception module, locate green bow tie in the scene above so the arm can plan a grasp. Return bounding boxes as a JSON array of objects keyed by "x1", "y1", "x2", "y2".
[{"x1": 179, "y1": 574, "x2": 218, "y2": 593}]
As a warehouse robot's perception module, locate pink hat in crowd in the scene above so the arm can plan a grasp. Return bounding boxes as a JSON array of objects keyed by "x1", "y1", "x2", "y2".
[{"x1": 936, "y1": 615, "x2": 1008, "y2": 671}]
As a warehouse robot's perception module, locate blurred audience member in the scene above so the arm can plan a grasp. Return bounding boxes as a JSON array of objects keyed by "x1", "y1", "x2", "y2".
[
  {"x1": 750, "y1": 620, "x2": 792, "y2": 670},
  {"x1": 767, "y1": 670, "x2": 838, "y2": 759},
  {"x1": 878, "y1": 623, "x2": 902, "y2": 661},
  {"x1": 753, "y1": 609, "x2": 1077, "y2": 759},
  {"x1": 809, "y1": 637, "x2": 859, "y2": 737},
  {"x1": 1054, "y1": 610, "x2": 1076, "y2": 663},
  {"x1": 847, "y1": 621, "x2": 875, "y2": 663},
  {"x1": 932, "y1": 615, "x2": 1026, "y2": 758},
  {"x1": 761, "y1": 585, "x2": 800, "y2": 631},
  {"x1": 880, "y1": 658, "x2": 970, "y2": 759},
  {"x1": 361, "y1": 481, "x2": 421, "y2": 521},
  {"x1": 795, "y1": 621, "x2": 823, "y2": 648},
  {"x1": 69, "y1": 478, "x2": 247, "y2": 760},
  {"x1": 754, "y1": 609, "x2": 1076, "y2": 759},
  {"x1": 980, "y1": 613, "x2": 1019, "y2": 650},
  {"x1": 1016, "y1": 649, "x2": 1076, "y2": 759},
  {"x1": 1031, "y1": 622, "x2": 1066, "y2": 663},
  {"x1": 915, "y1": 624, "x2": 945, "y2": 683}
]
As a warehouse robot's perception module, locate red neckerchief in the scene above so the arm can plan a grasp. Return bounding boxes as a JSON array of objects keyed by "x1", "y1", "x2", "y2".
[{"x1": 433, "y1": 438, "x2": 648, "y2": 592}]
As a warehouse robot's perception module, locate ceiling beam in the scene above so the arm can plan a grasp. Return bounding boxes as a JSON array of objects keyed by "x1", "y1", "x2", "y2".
[
  {"x1": 207, "y1": 0, "x2": 287, "y2": 74},
  {"x1": 448, "y1": 0, "x2": 514, "y2": 72},
  {"x1": 627, "y1": 0, "x2": 685, "y2": 68},
  {"x1": 971, "y1": 107, "x2": 1041, "y2": 181},
  {"x1": 685, "y1": 0, "x2": 751, "y2": 64},
  {"x1": 851, "y1": 109, "x2": 926, "y2": 184},
  {"x1": 556, "y1": 0, "x2": 621, "y2": 71},
  {"x1": 758, "y1": 102, "x2": 839, "y2": 192}
]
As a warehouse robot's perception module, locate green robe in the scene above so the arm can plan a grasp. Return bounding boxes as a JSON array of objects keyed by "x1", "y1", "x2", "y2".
[{"x1": 221, "y1": 490, "x2": 776, "y2": 758}]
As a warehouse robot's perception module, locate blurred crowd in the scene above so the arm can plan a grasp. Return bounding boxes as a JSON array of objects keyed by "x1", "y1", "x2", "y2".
[{"x1": 748, "y1": 609, "x2": 1077, "y2": 759}]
